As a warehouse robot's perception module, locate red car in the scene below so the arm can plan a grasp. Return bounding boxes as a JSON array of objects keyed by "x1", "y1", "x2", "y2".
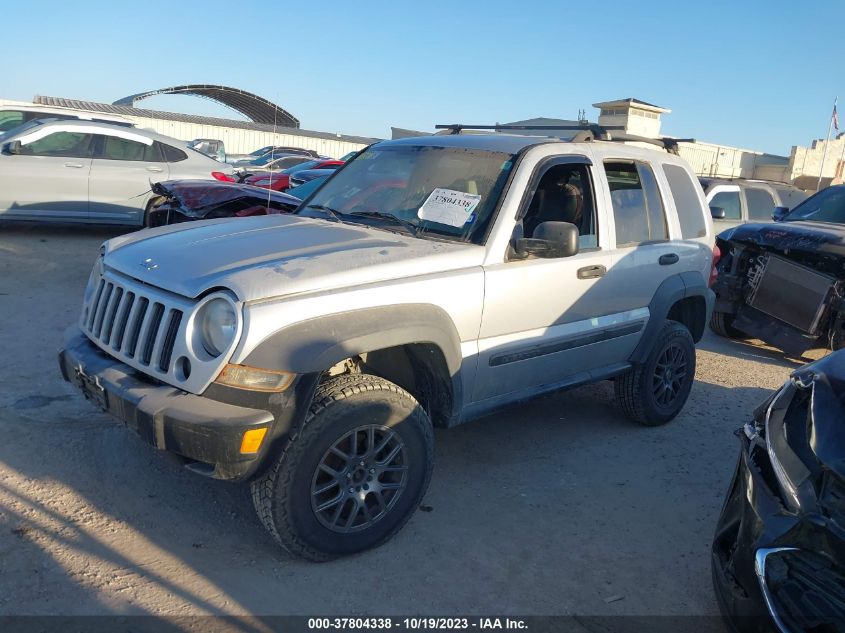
[{"x1": 244, "y1": 159, "x2": 344, "y2": 191}]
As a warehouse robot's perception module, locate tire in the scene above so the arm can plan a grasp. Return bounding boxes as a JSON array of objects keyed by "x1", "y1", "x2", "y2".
[
  {"x1": 615, "y1": 320, "x2": 696, "y2": 426},
  {"x1": 710, "y1": 311, "x2": 746, "y2": 339},
  {"x1": 250, "y1": 374, "x2": 434, "y2": 561},
  {"x1": 142, "y1": 196, "x2": 165, "y2": 228}
]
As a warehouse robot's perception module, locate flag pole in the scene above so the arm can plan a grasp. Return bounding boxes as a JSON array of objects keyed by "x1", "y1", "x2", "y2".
[{"x1": 817, "y1": 97, "x2": 837, "y2": 191}]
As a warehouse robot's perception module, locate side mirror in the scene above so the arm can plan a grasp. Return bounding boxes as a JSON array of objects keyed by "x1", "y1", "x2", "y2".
[
  {"x1": 2, "y1": 140, "x2": 21, "y2": 155},
  {"x1": 514, "y1": 221, "x2": 579, "y2": 259},
  {"x1": 709, "y1": 206, "x2": 726, "y2": 220},
  {"x1": 772, "y1": 206, "x2": 789, "y2": 222}
]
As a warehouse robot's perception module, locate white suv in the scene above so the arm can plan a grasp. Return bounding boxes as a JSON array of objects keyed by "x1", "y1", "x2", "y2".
[{"x1": 60, "y1": 130, "x2": 716, "y2": 560}]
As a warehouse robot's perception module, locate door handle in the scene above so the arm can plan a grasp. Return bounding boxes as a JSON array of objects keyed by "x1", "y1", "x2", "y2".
[
  {"x1": 146, "y1": 166, "x2": 164, "y2": 172},
  {"x1": 659, "y1": 253, "x2": 680, "y2": 266},
  {"x1": 577, "y1": 265, "x2": 607, "y2": 279},
  {"x1": 64, "y1": 162, "x2": 84, "y2": 168}
]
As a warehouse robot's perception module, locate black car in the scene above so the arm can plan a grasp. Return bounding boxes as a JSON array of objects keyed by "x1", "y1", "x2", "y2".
[
  {"x1": 712, "y1": 350, "x2": 845, "y2": 632},
  {"x1": 710, "y1": 185, "x2": 845, "y2": 356}
]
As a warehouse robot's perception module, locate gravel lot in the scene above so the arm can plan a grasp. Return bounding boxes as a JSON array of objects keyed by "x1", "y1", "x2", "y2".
[{"x1": 0, "y1": 221, "x2": 824, "y2": 621}]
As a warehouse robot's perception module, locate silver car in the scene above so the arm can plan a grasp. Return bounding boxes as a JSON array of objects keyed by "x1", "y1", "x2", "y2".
[{"x1": 0, "y1": 120, "x2": 236, "y2": 226}]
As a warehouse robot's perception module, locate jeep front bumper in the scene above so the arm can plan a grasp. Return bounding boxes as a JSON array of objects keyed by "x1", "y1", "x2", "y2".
[{"x1": 58, "y1": 328, "x2": 293, "y2": 481}]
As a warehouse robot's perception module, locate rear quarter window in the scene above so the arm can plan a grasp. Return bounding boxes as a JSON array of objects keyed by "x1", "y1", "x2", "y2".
[
  {"x1": 662, "y1": 164, "x2": 707, "y2": 238},
  {"x1": 160, "y1": 143, "x2": 188, "y2": 163}
]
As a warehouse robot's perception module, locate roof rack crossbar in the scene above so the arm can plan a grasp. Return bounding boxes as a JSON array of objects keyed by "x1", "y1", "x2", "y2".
[{"x1": 434, "y1": 123, "x2": 695, "y2": 154}]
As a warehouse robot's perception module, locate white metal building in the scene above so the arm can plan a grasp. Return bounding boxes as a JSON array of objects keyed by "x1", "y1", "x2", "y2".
[{"x1": 0, "y1": 95, "x2": 377, "y2": 159}]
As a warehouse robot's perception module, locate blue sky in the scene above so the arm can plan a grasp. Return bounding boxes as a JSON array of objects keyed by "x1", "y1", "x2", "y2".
[{"x1": 6, "y1": 0, "x2": 844, "y2": 155}]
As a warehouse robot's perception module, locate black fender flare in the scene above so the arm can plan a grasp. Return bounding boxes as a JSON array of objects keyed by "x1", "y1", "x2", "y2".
[
  {"x1": 629, "y1": 271, "x2": 715, "y2": 364},
  {"x1": 243, "y1": 304, "x2": 464, "y2": 418}
]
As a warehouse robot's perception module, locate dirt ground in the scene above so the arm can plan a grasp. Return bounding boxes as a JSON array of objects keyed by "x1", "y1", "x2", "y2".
[{"x1": 0, "y1": 221, "x2": 824, "y2": 621}]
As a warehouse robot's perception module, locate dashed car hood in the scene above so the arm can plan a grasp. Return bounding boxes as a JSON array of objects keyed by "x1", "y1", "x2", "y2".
[
  {"x1": 718, "y1": 220, "x2": 845, "y2": 257},
  {"x1": 103, "y1": 214, "x2": 483, "y2": 301}
]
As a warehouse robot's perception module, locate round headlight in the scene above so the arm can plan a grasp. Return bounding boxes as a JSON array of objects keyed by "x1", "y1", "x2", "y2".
[{"x1": 197, "y1": 297, "x2": 237, "y2": 357}]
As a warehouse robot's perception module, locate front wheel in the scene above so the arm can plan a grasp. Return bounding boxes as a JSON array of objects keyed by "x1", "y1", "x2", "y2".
[
  {"x1": 142, "y1": 196, "x2": 165, "y2": 228},
  {"x1": 615, "y1": 321, "x2": 696, "y2": 426},
  {"x1": 709, "y1": 310, "x2": 747, "y2": 339},
  {"x1": 251, "y1": 374, "x2": 434, "y2": 561}
]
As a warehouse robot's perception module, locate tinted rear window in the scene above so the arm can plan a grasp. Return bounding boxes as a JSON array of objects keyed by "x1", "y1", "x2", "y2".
[
  {"x1": 663, "y1": 164, "x2": 707, "y2": 238},
  {"x1": 160, "y1": 143, "x2": 187, "y2": 162}
]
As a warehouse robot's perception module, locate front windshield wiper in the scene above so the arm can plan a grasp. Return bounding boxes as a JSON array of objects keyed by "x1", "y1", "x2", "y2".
[
  {"x1": 347, "y1": 211, "x2": 420, "y2": 236},
  {"x1": 303, "y1": 204, "x2": 343, "y2": 222}
]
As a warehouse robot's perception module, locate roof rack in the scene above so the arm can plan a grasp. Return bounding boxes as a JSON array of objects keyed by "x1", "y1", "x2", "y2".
[{"x1": 433, "y1": 124, "x2": 695, "y2": 154}]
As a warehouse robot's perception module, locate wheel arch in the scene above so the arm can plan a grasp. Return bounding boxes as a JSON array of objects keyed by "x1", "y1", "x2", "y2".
[
  {"x1": 630, "y1": 272, "x2": 715, "y2": 364},
  {"x1": 243, "y1": 304, "x2": 464, "y2": 426}
]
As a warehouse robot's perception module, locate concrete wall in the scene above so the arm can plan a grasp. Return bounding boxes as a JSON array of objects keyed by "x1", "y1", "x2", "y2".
[{"x1": 787, "y1": 133, "x2": 845, "y2": 189}]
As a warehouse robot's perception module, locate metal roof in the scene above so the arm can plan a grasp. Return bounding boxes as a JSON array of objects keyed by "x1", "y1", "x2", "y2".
[
  {"x1": 113, "y1": 84, "x2": 300, "y2": 127},
  {"x1": 592, "y1": 98, "x2": 670, "y2": 113},
  {"x1": 33, "y1": 96, "x2": 380, "y2": 145}
]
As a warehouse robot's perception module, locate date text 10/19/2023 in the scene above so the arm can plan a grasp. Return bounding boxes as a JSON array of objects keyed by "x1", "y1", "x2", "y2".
[{"x1": 307, "y1": 617, "x2": 528, "y2": 630}]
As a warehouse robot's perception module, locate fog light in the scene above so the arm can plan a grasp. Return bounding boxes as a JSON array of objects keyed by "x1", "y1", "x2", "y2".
[
  {"x1": 240, "y1": 428, "x2": 268, "y2": 454},
  {"x1": 215, "y1": 364, "x2": 294, "y2": 392}
]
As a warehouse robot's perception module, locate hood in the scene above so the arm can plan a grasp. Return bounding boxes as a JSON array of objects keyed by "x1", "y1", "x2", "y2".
[
  {"x1": 103, "y1": 214, "x2": 483, "y2": 301},
  {"x1": 718, "y1": 220, "x2": 845, "y2": 257},
  {"x1": 792, "y1": 351, "x2": 845, "y2": 479}
]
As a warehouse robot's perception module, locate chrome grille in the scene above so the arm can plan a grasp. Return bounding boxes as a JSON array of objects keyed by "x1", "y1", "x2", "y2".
[{"x1": 83, "y1": 277, "x2": 184, "y2": 373}]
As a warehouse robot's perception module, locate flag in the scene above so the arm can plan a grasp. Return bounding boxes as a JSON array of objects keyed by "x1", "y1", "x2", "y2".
[{"x1": 834, "y1": 99, "x2": 840, "y2": 132}]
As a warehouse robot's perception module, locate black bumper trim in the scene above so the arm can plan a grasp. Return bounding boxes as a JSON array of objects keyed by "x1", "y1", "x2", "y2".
[{"x1": 59, "y1": 328, "x2": 275, "y2": 480}]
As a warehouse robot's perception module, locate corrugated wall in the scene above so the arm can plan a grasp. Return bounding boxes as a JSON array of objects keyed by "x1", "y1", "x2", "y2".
[{"x1": 115, "y1": 115, "x2": 367, "y2": 158}]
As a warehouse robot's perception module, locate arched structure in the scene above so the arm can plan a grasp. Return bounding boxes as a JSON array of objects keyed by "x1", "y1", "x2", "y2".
[{"x1": 114, "y1": 85, "x2": 299, "y2": 128}]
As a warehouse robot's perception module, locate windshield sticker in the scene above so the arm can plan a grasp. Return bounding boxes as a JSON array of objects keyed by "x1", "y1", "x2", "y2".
[{"x1": 418, "y1": 188, "x2": 482, "y2": 228}]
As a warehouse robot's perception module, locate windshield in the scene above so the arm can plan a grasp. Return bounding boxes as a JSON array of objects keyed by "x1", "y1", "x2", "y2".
[
  {"x1": 296, "y1": 144, "x2": 515, "y2": 243},
  {"x1": 783, "y1": 186, "x2": 845, "y2": 224},
  {"x1": 250, "y1": 152, "x2": 287, "y2": 166},
  {"x1": 282, "y1": 159, "x2": 322, "y2": 174},
  {"x1": 288, "y1": 176, "x2": 328, "y2": 200}
]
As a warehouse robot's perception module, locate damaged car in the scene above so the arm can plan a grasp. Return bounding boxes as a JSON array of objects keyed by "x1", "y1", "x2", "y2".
[
  {"x1": 712, "y1": 350, "x2": 845, "y2": 633},
  {"x1": 147, "y1": 180, "x2": 301, "y2": 227},
  {"x1": 710, "y1": 185, "x2": 845, "y2": 356}
]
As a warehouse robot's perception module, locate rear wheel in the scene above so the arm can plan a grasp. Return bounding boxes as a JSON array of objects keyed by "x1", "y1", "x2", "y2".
[
  {"x1": 710, "y1": 311, "x2": 747, "y2": 339},
  {"x1": 251, "y1": 374, "x2": 434, "y2": 561},
  {"x1": 615, "y1": 321, "x2": 696, "y2": 426}
]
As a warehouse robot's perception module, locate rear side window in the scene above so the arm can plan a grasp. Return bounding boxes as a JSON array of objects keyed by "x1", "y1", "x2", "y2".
[
  {"x1": 710, "y1": 191, "x2": 741, "y2": 220},
  {"x1": 663, "y1": 164, "x2": 707, "y2": 238},
  {"x1": 745, "y1": 188, "x2": 776, "y2": 221},
  {"x1": 606, "y1": 161, "x2": 667, "y2": 246},
  {"x1": 773, "y1": 186, "x2": 806, "y2": 210},
  {"x1": 100, "y1": 135, "x2": 162, "y2": 162},
  {"x1": 160, "y1": 143, "x2": 188, "y2": 162},
  {"x1": 638, "y1": 163, "x2": 668, "y2": 241}
]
